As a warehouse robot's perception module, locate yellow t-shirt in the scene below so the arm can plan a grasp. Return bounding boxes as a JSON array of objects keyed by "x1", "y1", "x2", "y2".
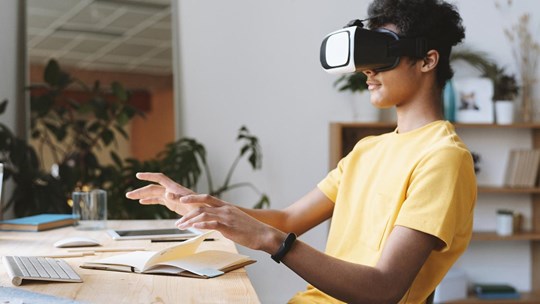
[{"x1": 289, "y1": 120, "x2": 477, "y2": 304}]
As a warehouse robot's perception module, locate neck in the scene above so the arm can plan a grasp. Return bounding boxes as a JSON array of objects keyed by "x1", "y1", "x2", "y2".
[{"x1": 395, "y1": 86, "x2": 443, "y2": 133}]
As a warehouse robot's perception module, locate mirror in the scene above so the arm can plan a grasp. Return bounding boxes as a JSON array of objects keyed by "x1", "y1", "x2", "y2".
[{"x1": 26, "y1": 0, "x2": 175, "y2": 166}]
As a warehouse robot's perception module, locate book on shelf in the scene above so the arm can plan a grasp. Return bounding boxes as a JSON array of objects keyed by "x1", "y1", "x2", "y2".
[
  {"x1": 474, "y1": 283, "x2": 520, "y2": 300},
  {"x1": 81, "y1": 231, "x2": 256, "y2": 278},
  {"x1": 504, "y1": 149, "x2": 540, "y2": 188},
  {"x1": 0, "y1": 214, "x2": 75, "y2": 232}
]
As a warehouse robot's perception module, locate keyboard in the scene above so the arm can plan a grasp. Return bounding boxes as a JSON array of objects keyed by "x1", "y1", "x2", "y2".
[{"x1": 2, "y1": 255, "x2": 83, "y2": 286}]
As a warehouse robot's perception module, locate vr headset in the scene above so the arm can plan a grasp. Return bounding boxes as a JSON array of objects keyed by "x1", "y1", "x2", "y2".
[{"x1": 320, "y1": 19, "x2": 430, "y2": 74}]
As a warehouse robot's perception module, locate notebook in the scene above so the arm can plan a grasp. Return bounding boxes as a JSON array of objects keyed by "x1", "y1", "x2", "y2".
[
  {"x1": 0, "y1": 214, "x2": 75, "y2": 232},
  {"x1": 81, "y1": 232, "x2": 256, "y2": 278}
]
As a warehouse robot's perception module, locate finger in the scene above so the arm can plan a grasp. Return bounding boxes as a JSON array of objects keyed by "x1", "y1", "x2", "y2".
[
  {"x1": 135, "y1": 172, "x2": 180, "y2": 189},
  {"x1": 191, "y1": 220, "x2": 221, "y2": 230},
  {"x1": 126, "y1": 184, "x2": 165, "y2": 199},
  {"x1": 176, "y1": 209, "x2": 210, "y2": 228},
  {"x1": 139, "y1": 197, "x2": 164, "y2": 205},
  {"x1": 180, "y1": 194, "x2": 225, "y2": 207}
]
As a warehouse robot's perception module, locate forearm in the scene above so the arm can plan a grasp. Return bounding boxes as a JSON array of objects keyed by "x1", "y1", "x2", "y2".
[
  {"x1": 238, "y1": 207, "x2": 295, "y2": 233},
  {"x1": 258, "y1": 226, "x2": 438, "y2": 304},
  {"x1": 262, "y1": 236, "x2": 399, "y2": 304},
  {"x1": 239, "y1": 188, "x2": 334, "y2": 235}
]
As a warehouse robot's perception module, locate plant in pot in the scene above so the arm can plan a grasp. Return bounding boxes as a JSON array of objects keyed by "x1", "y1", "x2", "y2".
[
  {"x1": 492, "y1": 70, "x2": 520, "y2": 124},
  {"x1": 1, "y1": 59, "x2": 270, "y2": 219},
  {"x1": 333, "y1": 72, "x2": 378, "y2": 121},
  {"x1": 106, "y1": 126, "x2": 270, "y2": 219}
]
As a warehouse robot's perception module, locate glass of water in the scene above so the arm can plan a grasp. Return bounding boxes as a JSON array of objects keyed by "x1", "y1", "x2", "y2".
[{"x1": 72, "y1": 189, "x2": 107, "y2": 230}]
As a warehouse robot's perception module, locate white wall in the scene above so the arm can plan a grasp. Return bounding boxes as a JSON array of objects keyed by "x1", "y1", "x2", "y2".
[
  {"x1": 0, "y1": 0, "x2": 24, "y2": 219},
  {"x1": 173, "y1": 1, "x2": 540, "y2": 302},
  {"x1": 0, "y1": 0, "x2": 21, "y2": 136}
]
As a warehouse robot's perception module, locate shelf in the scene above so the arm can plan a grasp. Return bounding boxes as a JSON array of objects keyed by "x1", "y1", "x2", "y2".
[
  {"x1": 473, "y1": 231, "x2": 540, "y2": 241},
  {"x1": 478, "y1": 186, "x2": 540, "y2": 194},
  {"x1": 331, "y1": 122, "x2": 540, "y2": 129},
  {"x1": 448, "y1": 292, "x2": 540, "y2": 303}
]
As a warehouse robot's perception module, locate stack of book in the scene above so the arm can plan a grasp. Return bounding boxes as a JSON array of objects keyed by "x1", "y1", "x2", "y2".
[
  {"x1": 504, "y1": 149, "x2": 540, "y2": 187},
  {"x1": 474, "y1": 284, "x2": 520, "y2": 300},
  {"x1": 0, "y1": 214, "x2": 75, "y2": 232}
]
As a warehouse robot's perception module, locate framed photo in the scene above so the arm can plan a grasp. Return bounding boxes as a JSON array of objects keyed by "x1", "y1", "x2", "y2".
[{"x1": 453, "y1": 77, "x2": 494, "y2": 123}]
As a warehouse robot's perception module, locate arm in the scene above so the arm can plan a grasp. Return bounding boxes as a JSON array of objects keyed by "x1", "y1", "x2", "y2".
[
  {"x1": 176, "y1": 195, "x2": 442, "y2": 303},
  {"x1": 238, "y1": 188, "x2": 334, "y2": 235},
  {"x1": 126, "y1": 172, "x2": 334, "y2": 236},
  {"x1": 280, "y1": 226, "x2": 442, "y2": 303}
]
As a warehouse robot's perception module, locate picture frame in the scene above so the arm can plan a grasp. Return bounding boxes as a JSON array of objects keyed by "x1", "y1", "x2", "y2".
[{"x1": 453, "y1": 77, "x2": 494, "y2": 123}]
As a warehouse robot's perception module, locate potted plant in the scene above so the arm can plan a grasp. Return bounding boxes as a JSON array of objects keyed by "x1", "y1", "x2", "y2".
[
  {"x1": 492, "y1": 70, "x2": 520, "y2": 124},
  {"x1": 0, "y1": 59, "x2": 269, "y2": 219},
  {"x1": 333, "y1": 72, "x2": 379, "y2": 121}
]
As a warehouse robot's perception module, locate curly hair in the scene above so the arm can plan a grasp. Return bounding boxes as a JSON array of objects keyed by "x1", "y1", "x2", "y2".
[{"x1": 367, "y1": 0, "x2": 465, "y2": 88}]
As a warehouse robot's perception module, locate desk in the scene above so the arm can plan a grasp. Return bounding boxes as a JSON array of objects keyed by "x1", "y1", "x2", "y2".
[{"x1": 0, "y1": 220, "x2": 260, "y2": 303}]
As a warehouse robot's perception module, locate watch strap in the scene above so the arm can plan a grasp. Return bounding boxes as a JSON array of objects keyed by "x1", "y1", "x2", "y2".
[{"x1": 271, "y1": 233, "x2": 297, "y2": 263}]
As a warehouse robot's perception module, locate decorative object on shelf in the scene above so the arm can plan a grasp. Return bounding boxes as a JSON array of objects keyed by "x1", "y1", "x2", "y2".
[
  {"x1": 496, "y1": 1, "x2": 540, "y2": 122},
  {"x1": 453, "y1": 77, "x2": 494, "y2": 123},
  {"x1": 334, "y1": 72, "x2": 379, "y2": 122},
  {"x1": 451, "y1": 48, "x2": 521, "y2": 124},
  {"x1": 496, "y1": 209, "x2": 514, "y2": 236},
  {"x1": 503, "y1": 149, "x2": 540, "y2": 188},
  {"x1": 492, "y1": 71, "x2": 520, "y2": 125},
  {"x1": 443, "y1": 80, "x2": 456, "y2": 122},
  {"x1": 474, "y1": 283, "x2": 520, "y2": 300}
]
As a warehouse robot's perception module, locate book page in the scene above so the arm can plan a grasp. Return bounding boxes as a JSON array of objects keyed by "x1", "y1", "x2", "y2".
[
  {"x1": 156, "y1": 250, "x2": 251, "y2": 276},
  {"x1": 143, "y1": 231, "x2": 213, "y2": 270},
  {"x1": 90, "y1": 251, "x2": 155, "y2": 272}
]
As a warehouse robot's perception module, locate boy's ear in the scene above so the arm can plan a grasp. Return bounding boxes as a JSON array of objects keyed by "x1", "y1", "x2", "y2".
[{"x1": 420, "y1": 50, "x2": 439, "y2": 72}]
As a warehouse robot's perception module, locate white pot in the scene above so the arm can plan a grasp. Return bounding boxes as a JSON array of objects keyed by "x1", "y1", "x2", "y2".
[
  {"x1": 494, "y1": 100, "x2": 514, "y2": 125},
  {"x1": 349, "y1": 91, "x2": 380, "y2": 122}
]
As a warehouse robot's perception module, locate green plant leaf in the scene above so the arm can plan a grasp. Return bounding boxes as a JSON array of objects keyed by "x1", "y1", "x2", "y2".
[
  {"x1": 101, "y1": 129, "x2": 115, "y2": 146},
  {"x1": 0, "y1": 99, "x2": 7, "y2": 114},
  {"x1": 88, "y1": 121, "x2": 101, "y2": 133},
  {"x1": 44, "y1": 59, "x2": 61, "y2": 86},
  {"x1": 252, "y1": 194, "x2": 270, "y2": 209},
  {"x1": 111, "y1": 81, "x2": 128, "y2": 102},
  {"x1": 114, "y1": 124, "x2": 129, "y2": 140},
  {"x1": 116, "y1": 112, "x2": 130, "y2": 126},
  {"x1": 110, "y1": 151, "x2": 123, "y2": 168}
]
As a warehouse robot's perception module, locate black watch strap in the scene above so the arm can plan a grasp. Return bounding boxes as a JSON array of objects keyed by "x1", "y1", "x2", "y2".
[{"x1": 271, "y1": 233, "x2": 297, "y2": 263}]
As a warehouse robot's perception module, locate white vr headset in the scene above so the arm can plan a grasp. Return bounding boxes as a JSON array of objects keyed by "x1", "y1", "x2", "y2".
[{"x1": 320, "y1": 19, "x2": 431, "y2": 74}]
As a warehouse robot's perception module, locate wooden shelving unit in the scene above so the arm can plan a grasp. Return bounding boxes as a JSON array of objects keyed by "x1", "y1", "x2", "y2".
[{"x1": 329, "y1": 122, "x2": 540, "y2": 304}]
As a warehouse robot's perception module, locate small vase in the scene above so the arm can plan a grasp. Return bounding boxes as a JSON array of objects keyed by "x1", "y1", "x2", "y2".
[
  {"x1": 494, "y1": 100, "x2": 514, "y2": 125},
  {"x1": 443, "y1": 80, "x2": 456, "y2": 122}
]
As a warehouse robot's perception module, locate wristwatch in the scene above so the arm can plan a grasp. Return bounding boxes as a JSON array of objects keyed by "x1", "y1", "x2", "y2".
[{"x1": 271, "y1": 233, "x2": 297, "y2": 263}]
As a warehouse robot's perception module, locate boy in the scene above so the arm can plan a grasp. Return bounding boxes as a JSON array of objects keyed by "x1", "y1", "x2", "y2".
[{"x1": 126, "y1": 0, "x2": 476, "y2": 302}]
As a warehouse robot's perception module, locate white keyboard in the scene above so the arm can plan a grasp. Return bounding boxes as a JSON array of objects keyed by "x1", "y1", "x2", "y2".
[{"x1": 2, "y1": 256, "x2": 83, "y2": 286}]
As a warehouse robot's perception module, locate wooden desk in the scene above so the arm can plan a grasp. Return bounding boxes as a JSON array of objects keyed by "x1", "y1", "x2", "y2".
[{"x1": 0, "y1": 220, "x2": 260, "y2": 303}]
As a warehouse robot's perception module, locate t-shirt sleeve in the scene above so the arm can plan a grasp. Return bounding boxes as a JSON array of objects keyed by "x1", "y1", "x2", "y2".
[
  {"x1": 317, "y1": 155, "x2": 347, "y2": 203},
  {"x1": 395, "y1": 147, "x2": 477, "y2": 251}
]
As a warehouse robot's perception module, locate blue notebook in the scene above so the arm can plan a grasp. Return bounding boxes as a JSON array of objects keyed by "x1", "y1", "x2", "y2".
[{"x1": 0, "y1": 214, "x2": 75, "y2": 231}]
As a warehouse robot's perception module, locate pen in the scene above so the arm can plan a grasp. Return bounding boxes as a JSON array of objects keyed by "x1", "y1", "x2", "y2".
[{"x1": 151, "y1": 238, "x2": 215, "y2": 243}]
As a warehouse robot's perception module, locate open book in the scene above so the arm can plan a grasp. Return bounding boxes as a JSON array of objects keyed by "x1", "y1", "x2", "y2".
[{"x1": 80, "y1": 232, "x2": 255, "y2": 278}]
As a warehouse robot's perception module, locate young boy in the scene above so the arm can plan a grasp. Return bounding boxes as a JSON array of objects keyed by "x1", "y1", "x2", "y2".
[{"x1": 126, "y1": 0, "x2": 476, "y2": 302}]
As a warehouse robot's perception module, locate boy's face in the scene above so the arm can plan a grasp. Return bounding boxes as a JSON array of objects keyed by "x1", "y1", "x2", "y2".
[{"x1": 362, "y1": 24, "x2": 425, "y2": 109}]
